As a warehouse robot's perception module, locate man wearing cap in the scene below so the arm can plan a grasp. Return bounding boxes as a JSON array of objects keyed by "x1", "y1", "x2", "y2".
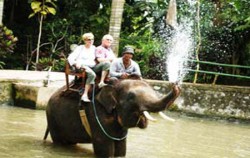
[{"x1": 110, "y1": 46, "x2": 141, "y2": 80}]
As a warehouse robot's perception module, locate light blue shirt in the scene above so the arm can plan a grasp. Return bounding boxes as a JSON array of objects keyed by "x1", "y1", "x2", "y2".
[{"x1": 110, "y1": 58, "x2": 141, "y2": 78}]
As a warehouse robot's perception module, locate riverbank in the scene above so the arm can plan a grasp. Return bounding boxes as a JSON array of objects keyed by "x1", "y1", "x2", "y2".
[{"x1": 0, "y1": 70, "x2": 250, "y2": 120}]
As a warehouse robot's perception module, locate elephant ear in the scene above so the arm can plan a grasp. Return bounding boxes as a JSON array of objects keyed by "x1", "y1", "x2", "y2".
[{"x1": 96, "y1": 85, "x2": 118, "y2": 114}]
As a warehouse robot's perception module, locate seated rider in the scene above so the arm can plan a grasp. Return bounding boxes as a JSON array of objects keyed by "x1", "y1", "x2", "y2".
[
  {"x1": 67, "y1": 33, "x2": 96, "y2": 102},
  {"x1": 95, "y1": 34, "x2": 116, "y2": 88},
  {"x1": 109, "y1": 46, "x2": 142, "y2": 80}
]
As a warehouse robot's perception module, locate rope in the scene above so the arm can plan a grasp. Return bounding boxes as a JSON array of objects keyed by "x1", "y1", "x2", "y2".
[{"x1": 91, "y1": 84, "x2": 127, "y2": 141}]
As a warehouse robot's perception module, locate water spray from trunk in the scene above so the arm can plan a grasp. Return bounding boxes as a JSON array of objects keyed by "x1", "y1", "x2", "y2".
[{"x1": 165, "y1": 0, "x2": 196, "y2": 84}]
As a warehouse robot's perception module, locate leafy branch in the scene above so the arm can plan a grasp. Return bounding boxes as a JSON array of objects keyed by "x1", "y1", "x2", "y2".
[{"x1": 28, "y1": 0, "x2": 57, "y2": 70}]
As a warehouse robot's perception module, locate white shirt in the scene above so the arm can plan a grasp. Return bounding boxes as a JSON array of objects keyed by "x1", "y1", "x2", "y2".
[
  {"x1": 110, "y1": 57, "x2": 141, "y2": 78},
  {"x1": 67, "y1": 45, "x2": 96, "y2": 68},
  {"x1": 95, "y1": 45, "x2": 116, "y2": 61}
]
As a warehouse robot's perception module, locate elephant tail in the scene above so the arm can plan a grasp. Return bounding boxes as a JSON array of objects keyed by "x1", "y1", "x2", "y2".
[{"x1": 43, "y1": 126, "x2": 50, "y2": 141}]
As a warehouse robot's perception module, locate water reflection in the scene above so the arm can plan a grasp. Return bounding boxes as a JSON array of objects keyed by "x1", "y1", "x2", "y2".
[{"x1": 0, "y1": 104, "x2": 250, "y2": 158}]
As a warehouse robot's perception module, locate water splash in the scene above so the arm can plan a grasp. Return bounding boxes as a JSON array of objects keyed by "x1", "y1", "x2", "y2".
[
  {"x1": 166, "y1": 20, "x2": 194, "y2": 83},
  {"x1": 165, "y1": 1, "x2": 196, "y2": 83}
]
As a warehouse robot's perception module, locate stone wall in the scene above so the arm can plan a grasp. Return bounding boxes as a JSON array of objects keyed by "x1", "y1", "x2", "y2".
[
  {"x1": 0, "y1": 81, "x2": 13, "y2": 105},
  {"x1": 12, "y1": 83, "x2": 59, "y2": 109},
  {"x1": 147, "y1": 80, "x2": 250, "y2": 120},
  {"x1": 0, "y1": 82, "x2": 60, "y2": 109},
  {"x1": 1, "y1": 74, "x2": 250, "y2": 119},
  {"x1": 0, "y1": 70, "x2": 70, "y2": 109}
]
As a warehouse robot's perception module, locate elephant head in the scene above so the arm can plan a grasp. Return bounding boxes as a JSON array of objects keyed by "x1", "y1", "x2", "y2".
[{"x1": 95, "y1": 79, "x2": 180, "y2": 129}]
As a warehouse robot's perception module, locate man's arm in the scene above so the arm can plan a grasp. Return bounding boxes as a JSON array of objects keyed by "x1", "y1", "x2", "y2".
[
  {"x1": 110, "y1": 60, "x2": 123, "y2": 78},
  {"x1": 132, "y1": 62, "x2": 142, "y2": 76}
]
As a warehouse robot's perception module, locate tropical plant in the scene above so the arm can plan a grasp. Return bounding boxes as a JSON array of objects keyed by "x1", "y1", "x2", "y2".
[
  {"x1": 28, "y1": 0, "x2": 57, "y2": 70},
  {"x1": 32, "y1": 57, "x2": 65, "y2": 71},
  {"x1": 26, "y1": 18, "x2": 69, "y2": 70},
  {"x1": 0, "y1": 25, "x2": 18, "y2": 53},
  {"x1": 2, "y1": 0, "x2": 249, "y2": 86},
  {"x1": 120, "y1": 31, "x2": 164, "y2": 80},
  {"x1": 0, "y1": 25, "x2": 18, "y2": 69}
]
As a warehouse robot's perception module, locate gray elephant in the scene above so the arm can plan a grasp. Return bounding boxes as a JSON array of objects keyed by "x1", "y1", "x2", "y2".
[{"x1": 45, "y1": 79, "x2": 180, "y2": 157}]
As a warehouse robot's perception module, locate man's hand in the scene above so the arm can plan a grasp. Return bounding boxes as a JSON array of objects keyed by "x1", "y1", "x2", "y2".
[{"x1": 120, "y1": 73, "x2": 130, "y2": 79}]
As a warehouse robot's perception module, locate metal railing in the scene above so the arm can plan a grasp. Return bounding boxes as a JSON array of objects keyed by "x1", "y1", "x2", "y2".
[{"x1": 186, "y1": 59, "x2": 250, "y2": 84}]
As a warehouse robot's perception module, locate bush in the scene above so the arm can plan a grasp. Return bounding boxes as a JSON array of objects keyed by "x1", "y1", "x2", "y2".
[
  {"x1": 0, "y1": 25, "x2": 18, "y2": 69},
  {"x1": 0, "y1": 25, "x2": 18, "y2": 54}
]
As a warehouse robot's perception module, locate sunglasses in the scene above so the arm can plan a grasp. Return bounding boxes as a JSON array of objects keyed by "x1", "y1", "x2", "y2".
[
  {"x1": 85, "y1": 39, "x2": 94, "y2": 41},
  {"x1": 106, "y1": 39, "x2": 113, "y2": 41}
]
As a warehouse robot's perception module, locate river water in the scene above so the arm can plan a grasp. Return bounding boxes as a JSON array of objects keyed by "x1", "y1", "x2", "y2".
[{"x1": 1, "y1": 104, "x2": 250, "y2": 158}]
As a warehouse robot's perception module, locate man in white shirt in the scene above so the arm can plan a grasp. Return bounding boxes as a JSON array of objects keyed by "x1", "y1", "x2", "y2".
[{"x1": 110, "y1": 46, "x2": 141, "y2": 80}]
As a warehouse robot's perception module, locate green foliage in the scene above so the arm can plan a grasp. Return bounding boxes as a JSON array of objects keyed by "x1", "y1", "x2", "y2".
[
  {"x1": 56, "y1": 0, "x2": 99, "y2": 26},
  {"x1": 120, "y1": 32, "x2": 165, "y2": 79},
  {"x1": 123, "y1": 1, "x2": 166, "y2": 36},
  {"x1": 235, "y1": 17, "x2": 250, "y2": 31},
  {"x1": 120, "y1": 1, "x2": 170, "y2": 79},
  {"x1": 198, "y1": 0, "x2": 250, "y2": 80},
  {"x1": 0, "y1": 25, "x2": 18, "y2": 54},
  {"x1": 89, "y1": 3, "x2": 111, "y2": 43},
  {"x1": 44, "y1": 18, "x2": 68, "y2": 40},
  {"x1": 0, "y1": 61, "x2": 5, "y2": 69},
  {"x1": 28, "y1": 0, "x2": 58, "y2": 70},
  {"x1": 0, "y1": 25, "x2": 18, "y2": 69},
  {"x1": 221, "y1": 0, "x2": 250, "y2": 31},
  {"x1": 33, "y1": 57, "x2": 65, "y2": 71},
  {"x1": 43, "y1": 18, "x2": 71, "y2": 54},
  {"x1": 2, "y1": 0, "x2": 249, "y2": 86},
  {"x1": 29, "y1": 0, "x2": 57, "y2": 18}
]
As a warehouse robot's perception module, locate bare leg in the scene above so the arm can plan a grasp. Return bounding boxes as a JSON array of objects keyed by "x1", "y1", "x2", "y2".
[
  {"x1": 98, "y1": 71, "x2": 108, "y2": 88},
  {"x1": 100, "y1": 70, "x2": 108, "y2": 83},
  {"x1": 81, "y1": 84, "x2": 91, "y2": 102}
]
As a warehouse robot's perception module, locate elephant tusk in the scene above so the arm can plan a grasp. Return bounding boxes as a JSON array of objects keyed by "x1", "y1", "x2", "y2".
[
  {"x1": 143, "y1": 111, "x2": 157, "y2": 122},
  {"x1": 158, "y1": 112, "x2": 175, "y2": 122}
]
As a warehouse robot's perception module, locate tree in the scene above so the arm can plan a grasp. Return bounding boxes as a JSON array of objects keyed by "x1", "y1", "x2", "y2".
[
  {"x1": 109, "y1": 0, "x2": 125, "y2": 56},
  {"x1": 0, "y1": 0, "x2": 4, "y2": 24},
  {"x1": 29, "y1": 0, "x2": 56, "y2": 70}
]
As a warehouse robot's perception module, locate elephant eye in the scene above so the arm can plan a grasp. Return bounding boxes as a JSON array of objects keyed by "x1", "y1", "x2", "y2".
[
  {"x1": 127, "y1": 92, "x2": 136, "y2": 101},
  {"x1": 129, "y1": 105, "x2": 140, "y2": 116}
]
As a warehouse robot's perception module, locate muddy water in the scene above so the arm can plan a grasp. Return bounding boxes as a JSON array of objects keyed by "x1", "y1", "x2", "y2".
[{"x1": 0, "y1": 104, "x2": 250, "y2": 158}]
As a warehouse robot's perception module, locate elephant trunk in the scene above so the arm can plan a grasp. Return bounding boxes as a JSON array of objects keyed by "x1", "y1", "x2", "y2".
[{"x1": 144, "y1": 84, "x2": 180, "y2": 112}]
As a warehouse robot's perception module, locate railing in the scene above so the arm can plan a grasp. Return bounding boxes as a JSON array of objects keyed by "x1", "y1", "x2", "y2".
[{"x1": 186, "y1": 59, "x2": 250, "y2": 84}]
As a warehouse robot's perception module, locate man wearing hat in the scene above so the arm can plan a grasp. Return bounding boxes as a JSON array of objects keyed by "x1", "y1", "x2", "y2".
[{"x1": 109, "y1": 46, "x2": 141, "y2": 79}]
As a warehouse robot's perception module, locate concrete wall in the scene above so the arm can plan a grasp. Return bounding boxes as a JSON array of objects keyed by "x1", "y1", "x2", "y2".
[
  {"x1": 147, "y1": 80, "x2": 250, "y2": 120},
  {"x1": 0, "y1": 70, "x2": 68, "y2": 109},
  {"x1": 0, "y1": 82, "x2": 60, "y2": 109},
  {"x1": 1, "y1": 74, "x2": 250, "y2": 119},
  {"x1": 0, "y1": 81, "x2": 13, "y2": 105},
  {"x1": 13, "y1": 83, "x2": 59, "y2": 109}
]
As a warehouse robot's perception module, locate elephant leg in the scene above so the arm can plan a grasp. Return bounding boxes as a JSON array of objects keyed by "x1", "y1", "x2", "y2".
[
  {"x1": 47, "y1": 114, "x2": 76, "y2": 145},
  {"x1": 93, "y1": 139, "x2": 115, "y2": 158},
  {"x1": 47, "y1": 114, "x2": 63, "y2": 144},
  {"x1": 114, "y1": 139, "x2": 126, "y2": 157}
]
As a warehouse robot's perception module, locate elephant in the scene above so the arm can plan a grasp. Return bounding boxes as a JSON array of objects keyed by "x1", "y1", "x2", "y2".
[{"x1": 45, "y1": 79, "x2": 180, "y2": 157}]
